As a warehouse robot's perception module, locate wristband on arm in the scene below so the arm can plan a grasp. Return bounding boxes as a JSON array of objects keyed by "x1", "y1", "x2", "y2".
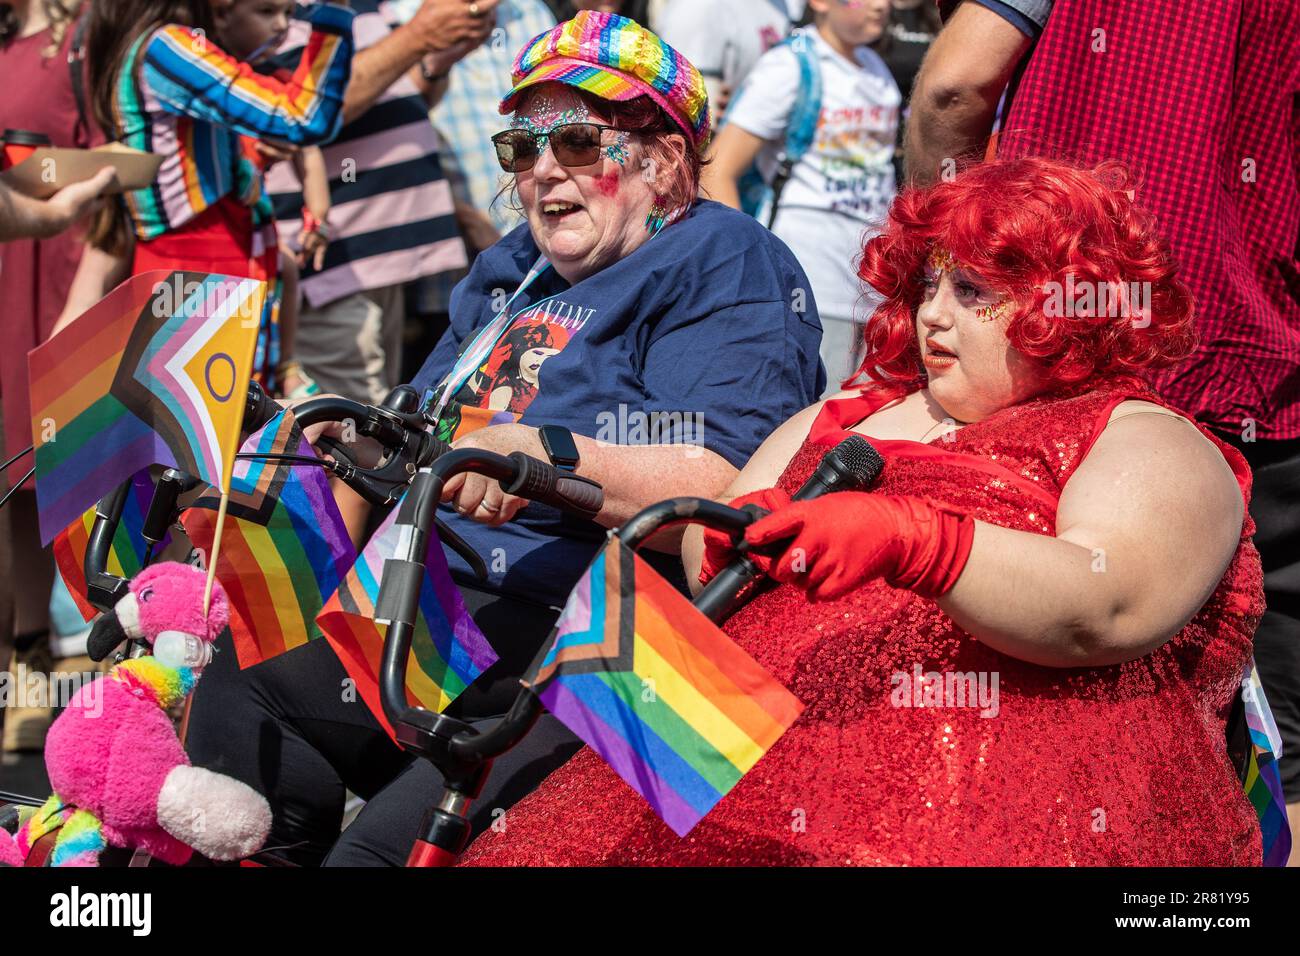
[{"x1": 300, "y1": 207, "x2": 331, "y2": 241}]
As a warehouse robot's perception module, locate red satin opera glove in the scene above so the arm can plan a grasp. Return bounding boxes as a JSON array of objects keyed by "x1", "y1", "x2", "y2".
[
  {"x1": 698, "y1": 487, "x2": 793, "y2": 587},
  {"x1": 743, "y1": 493, "x2": 976, "y2": 602}
]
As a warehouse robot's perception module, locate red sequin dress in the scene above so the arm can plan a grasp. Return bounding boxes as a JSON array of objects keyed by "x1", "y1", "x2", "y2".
[{"x1": 461, "y1": 380, "x2": 1265, "y2": 866}]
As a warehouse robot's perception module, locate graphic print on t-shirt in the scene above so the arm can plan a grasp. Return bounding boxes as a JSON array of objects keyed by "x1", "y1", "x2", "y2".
[
  {"x1": 815, "y1": 102, "x2": 898, "y2": 219},
  {"x1": 448, "y1": 295, "x2": 594, "y2": 414}
]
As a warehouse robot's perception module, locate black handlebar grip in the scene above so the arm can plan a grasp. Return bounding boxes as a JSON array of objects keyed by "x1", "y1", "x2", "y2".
[
  {"x1": 414, "y1": 433, "x2": 452, "y2": 469},
  {"x1": 499, "y1": 452, "x2": 604, "y2": 521},
  {"x1": 552, "y1": 475, "x2": 603, "y2": 521},
  {"x1": 244, "y1": 380, "x2": 280, "y2": 433},
  {"x1": 499, "y1": 452, "x2": 557, "y2": 502}
]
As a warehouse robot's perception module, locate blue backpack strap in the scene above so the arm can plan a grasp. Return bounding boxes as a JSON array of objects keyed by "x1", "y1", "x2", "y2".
[
  {"x1": 763, "y1": 32, "x2": 823, "y2": 228},
  {"x1": 781, "y1": 33, "x2": 823, "y2": 165}
]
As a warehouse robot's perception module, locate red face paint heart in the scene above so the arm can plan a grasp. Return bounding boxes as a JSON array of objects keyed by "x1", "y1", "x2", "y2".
[{"x1": 595, "y1": 171, "x2": 621, "y2": 198}]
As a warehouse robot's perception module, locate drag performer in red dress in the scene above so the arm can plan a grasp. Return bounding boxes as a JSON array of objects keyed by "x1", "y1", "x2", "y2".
[{"x1": 460, "y1": 158, "x2": 1266, "y2": 866}]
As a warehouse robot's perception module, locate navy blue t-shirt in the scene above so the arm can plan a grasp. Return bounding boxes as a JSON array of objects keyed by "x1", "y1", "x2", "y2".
[{"x1": 411, "y1": 199, "x2": 826, "y2": 607}]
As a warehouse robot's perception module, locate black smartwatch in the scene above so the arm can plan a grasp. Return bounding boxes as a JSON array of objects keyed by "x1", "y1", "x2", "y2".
[{"x1": 539, "y1": 424, "x2": 581, "y2": 472}]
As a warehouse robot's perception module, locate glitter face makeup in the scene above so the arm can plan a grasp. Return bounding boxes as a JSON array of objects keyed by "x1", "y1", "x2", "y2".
[
  {"x1": 511, "y1": 86, "x2": 659, "y2": 286},
  {"x1": 511, "y1": 93, "x2": 592, "y2": 134},
  {"x1": 604, "y1": 131, "x2": 630, "y2": 166},
  {"x1": 915, "y1": 243, "x2": 1052, "y2": 424},
  {"x1": 925, "y1": 246, "x2": 1009, "y2": 322},
  {"x1": 500, "y1": 95, "x2": 627, "y2": 175},
  {"x1": 927, "y1": 246, "x2": 958, "y2": 275}
]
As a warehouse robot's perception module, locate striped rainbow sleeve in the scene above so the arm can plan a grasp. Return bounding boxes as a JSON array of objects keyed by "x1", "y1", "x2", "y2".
[{"x1": 142, "y1": 3, "x2": 355, "y2": 146}]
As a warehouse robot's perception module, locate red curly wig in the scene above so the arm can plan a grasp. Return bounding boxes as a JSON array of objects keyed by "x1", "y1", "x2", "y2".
[{"x1": 853, "y1": 157, "x2": 1196, "y2": 393}]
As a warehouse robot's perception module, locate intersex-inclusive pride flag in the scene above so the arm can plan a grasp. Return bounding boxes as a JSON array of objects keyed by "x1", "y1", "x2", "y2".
[
  {"x1": 1241, "y1": 660, "x2": 1292, "y2": 867},
  {"x1": 524, "y1": 537, "x2": 804, "y2": 837},
  {"x1": 53, "y1": 469, "x2": 170, "y2": 623},
  {"x1": 316, "y1": 506, "x2": 498, "y2": 738},
  {"x1": 183, "y1": 410, "x2": 355, "y2": 669},
  {"x1": 28, "y1": 270, "x2": 264, "y2": 544}
]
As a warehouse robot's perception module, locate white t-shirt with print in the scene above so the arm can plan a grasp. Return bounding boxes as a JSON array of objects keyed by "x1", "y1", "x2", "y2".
[
  {"x1": 655, "y1": 0, "x2": 805, "y2": 108},
  {"x1": 726, "y1": 26, "x2": 900, "y2": 321}
]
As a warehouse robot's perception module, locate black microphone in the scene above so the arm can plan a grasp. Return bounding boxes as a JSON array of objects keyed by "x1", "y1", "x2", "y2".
[
  {"x1": 787, "y1": 433, "x2": 885, "y2": 505},
  {"x1": 693, "y1": 435, "x2": 884, "y2": 623}
]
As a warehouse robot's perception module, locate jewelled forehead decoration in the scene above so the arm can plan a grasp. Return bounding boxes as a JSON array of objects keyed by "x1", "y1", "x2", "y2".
[
  {"x1": 510, "y1": 92, "x2": 631, "y2": 167},
  {"x1": 926, "y1": 246, "x2": 958, "y2": 275},
  {"x1": 511, "y1": 93, "x2": 592, "y2": 134}
]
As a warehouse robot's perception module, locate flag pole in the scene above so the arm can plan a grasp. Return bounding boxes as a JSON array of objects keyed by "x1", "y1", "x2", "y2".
[{"x1": 203, "y1": 490, "x2": 230, "y2": 616}]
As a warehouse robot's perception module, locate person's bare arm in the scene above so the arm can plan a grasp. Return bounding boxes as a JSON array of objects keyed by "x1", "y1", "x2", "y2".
[
  {"x1": 408, "y1": 54, "x2": 454, "y2": 109},
  {"x1": 341, "y1": 0, "x2": 498, "y2": 124},
  {"x1": 440, "y1": 423, "x2": 738, "y2": 554},
  {"x1": 681, "y1": 399, "x2": 827, "y2": 589},
  {"x1": 454, "y1": 201, "x2": 502, "y2": 253},
  {"x1": 937, "y1": 408, "x2": 1243, "y2": 666},
  {"x1": 904, "y1": 0, "x2": 1033, "y2": 185},
  {"x1": 440, "y1": 139, "x2": 501, "y2": 250},
  {"x1": 51, "y1": 239, "x2": 133, "y2": 336},
  {"x1": 0, "y1": 168, "x2": 117, "y2": 242},
  {"x1": 699, "y1": 124, "x2": 766, "y2": 209},
  {"x1": 296, "y1": 147, "x2": 331, "y2": 220}
]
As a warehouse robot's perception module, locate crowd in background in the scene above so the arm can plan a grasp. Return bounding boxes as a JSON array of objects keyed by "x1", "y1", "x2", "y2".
[{"x1": 0, "y1": 0, "x2": 941, "y2": 755}]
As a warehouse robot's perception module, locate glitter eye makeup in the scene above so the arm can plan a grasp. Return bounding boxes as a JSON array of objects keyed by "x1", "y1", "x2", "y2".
[
  {"x1": 492, "y1": 123, "x2": 624, "y2": 173},
  {"x1": 922, "y1": 247, "x2": 1012, "y2": 321},
  {"x1": 974, "y1": 300, "x2": 1011, "y2": 323},
  {"x1": 604, "y1": 131, "x2": 630, "y2": 166},
  {"x1": 500, "y1": 96, "x2": 623, "y2": 174}
]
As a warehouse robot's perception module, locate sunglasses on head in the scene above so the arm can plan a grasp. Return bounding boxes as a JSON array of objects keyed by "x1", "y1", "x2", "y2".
[{"x1": 491, "y1": 123, "x2": 623, "y2": 173}]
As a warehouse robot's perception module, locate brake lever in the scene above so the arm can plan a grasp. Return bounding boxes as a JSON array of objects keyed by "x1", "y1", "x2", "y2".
[
  {"x1": 434, "y1": 516, "x2": 488, "y2": 582},
  {"x1": 315, "y1": 436, "x2": 357, "y2": 467},
  {"x1": 316, "y1": 435, "x2": 417, "y2": 506}
]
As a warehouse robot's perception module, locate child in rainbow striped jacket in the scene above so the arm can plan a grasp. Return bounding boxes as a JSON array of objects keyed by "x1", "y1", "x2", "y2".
[{"x1": 81, "y1": 0, "x2": 355, "y2": 396}]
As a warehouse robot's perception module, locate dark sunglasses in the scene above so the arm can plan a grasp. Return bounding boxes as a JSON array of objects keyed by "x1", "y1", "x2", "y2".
[{"x1": 491, "y1": 123, "x2": 623, "y2": 173}]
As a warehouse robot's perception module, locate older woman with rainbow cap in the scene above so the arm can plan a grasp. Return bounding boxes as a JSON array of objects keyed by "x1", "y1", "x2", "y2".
[{"x1": 185, "y1": 10, "x2": 825, "y2": 867}]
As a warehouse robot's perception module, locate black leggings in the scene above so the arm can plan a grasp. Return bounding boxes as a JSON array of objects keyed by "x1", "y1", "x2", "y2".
[{"x1": 184, "y1": 584, "x2": 581, "y2": 866}]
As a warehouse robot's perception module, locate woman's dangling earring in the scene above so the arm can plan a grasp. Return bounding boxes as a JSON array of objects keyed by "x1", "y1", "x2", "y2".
[{"x1": 645, "y1": 195, "x2": 668, "y2": 234}]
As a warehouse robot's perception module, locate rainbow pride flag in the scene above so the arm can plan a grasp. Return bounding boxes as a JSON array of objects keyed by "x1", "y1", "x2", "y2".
[
  {"x1": 53, "y1": 469, "x2": 169, "y2": 623},
  {"x1": 28, "y1": 270, "x2": 264, "y2": 544},
  {"x1": 525, "y1": 537, "x2": 804, "y2": 837},
  {"x1": 317, "y1": 506, "x2": 497, "y2": 738},
  {"x1": 1241, "y1": 660, "x2": 1292, "y2": 867},
  {"x1": 183, "y1": 410, "x2": 354, "y2": 669}
]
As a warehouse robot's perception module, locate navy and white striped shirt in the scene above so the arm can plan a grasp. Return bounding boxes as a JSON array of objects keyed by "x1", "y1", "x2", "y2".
[{"x1": 266, "y1": 0, "x2": 467, "y2": 307}]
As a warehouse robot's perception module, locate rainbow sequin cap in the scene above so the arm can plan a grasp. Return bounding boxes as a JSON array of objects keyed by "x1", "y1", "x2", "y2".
[{"x1": 500, "y1": 11, "x2": 711, "y2": 153}]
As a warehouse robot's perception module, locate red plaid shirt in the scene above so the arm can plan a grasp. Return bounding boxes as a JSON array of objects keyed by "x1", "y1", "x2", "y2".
[{"x1": 954, "y1": 0, "x2": 1300, "y2": 439}]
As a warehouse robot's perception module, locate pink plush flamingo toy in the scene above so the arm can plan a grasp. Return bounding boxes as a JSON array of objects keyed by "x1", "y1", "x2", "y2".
[{"x1": 0, "y1": 562, "x2": 270, "y2": 866}]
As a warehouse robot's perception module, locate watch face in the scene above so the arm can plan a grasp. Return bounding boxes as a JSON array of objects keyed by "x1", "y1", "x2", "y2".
[{"x1": 541, "y1": 425, "x2": 580, "y2": 468}]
